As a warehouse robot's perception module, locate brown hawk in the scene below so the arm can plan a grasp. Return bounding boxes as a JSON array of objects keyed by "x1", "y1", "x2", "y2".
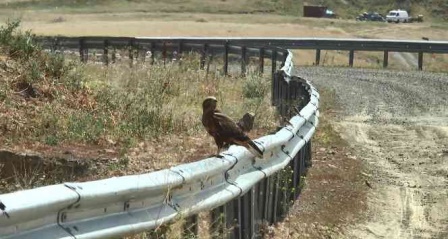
[{"x1": 202, "y1": 96, "x2": 263, "y2": 158}]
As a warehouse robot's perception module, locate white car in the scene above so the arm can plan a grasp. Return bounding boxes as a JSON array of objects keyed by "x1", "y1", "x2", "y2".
[{"x1": 386, "y1": 9, "x2": 409, "y2": 23}]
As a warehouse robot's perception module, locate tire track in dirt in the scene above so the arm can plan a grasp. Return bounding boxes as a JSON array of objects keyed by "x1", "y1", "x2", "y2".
[{"x1": 298, "y1": 67, "x2": 448, "y2": 239}]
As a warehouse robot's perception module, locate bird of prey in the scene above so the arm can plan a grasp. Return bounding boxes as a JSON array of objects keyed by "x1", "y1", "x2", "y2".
[{"x1": 202, "y1": 96, "x2": 263, "y2": 158}]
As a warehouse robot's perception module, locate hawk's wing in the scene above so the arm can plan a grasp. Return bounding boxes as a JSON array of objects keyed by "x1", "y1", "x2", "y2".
[{"x1": 213, "y1": 112, "x2": 249, "y2": 141}]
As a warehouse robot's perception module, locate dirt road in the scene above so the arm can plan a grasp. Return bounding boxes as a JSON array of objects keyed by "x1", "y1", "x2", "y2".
[{"x1": 299, "y1": 67, "x2": 448, "y2": 238}]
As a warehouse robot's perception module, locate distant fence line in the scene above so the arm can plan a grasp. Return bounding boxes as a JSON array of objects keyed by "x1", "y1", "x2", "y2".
[{"x1": 37, "y1": 36, "x2": 448, "y2": 70}]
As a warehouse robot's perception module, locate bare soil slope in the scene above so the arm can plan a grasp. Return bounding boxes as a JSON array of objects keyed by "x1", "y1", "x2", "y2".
[{"x1": 300, "y1": 67, "x2": 448, "y2": 238}]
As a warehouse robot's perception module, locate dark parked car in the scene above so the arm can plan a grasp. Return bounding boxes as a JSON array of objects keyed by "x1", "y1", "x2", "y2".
[{"x1": 356, "y1": 12, "x2": 386, "y2": 22}]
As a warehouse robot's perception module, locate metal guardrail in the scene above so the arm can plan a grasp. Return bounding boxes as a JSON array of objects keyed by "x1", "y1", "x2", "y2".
[
  {"x1": 0, "y1": 39, "x2": 319, "y2": 239},
  {"x1": 37, "y1": 36, "x2": 448, "y2": 70}
]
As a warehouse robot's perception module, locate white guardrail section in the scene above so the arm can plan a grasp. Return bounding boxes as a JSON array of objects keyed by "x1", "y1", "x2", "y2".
[
  {"x1": 0, "y1": 51, "x2": 319, "y2": 239},
  {"x1": 280, "y1": 50, "x2": 294, "y2": 81}
]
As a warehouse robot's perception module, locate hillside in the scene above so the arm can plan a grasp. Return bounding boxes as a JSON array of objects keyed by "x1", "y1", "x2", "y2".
[{"x1": 0, "y1": 0, "x2": 446, "y2": 21}]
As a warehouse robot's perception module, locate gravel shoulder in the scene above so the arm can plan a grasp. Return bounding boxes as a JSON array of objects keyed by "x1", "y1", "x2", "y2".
[{"x1": 300, "y1": 67, "x2": 448, "y2": 238}]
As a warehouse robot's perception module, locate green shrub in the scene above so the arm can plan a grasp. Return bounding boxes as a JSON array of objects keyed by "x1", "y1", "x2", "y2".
[
  {"x1": 44, "y1": 135, "x2": 59, "y2": 146},
  {"x1": 46, "y1": 53, "x2": 66, "y2": 79},
  {"x1": 1, "y1": 20, "x2": 82, "y2": 89},
  {"x1": 67, "y1": 112, "x2": 109, "y2": 144},
  {"x1": 0, "y1": 19, "x2": 39, "y2": 60},
  {"x1": 243, "y1": 74, "x2": 269, "y2": 99},
  {"x1": 0, "y1": 89, "x2": 6, "y2": 101}
]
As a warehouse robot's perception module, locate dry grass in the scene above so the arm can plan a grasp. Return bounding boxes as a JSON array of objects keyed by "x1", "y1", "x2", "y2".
[
  {"x1": 16, "y1": 18, "x2": 350, "y2": 38},
  {"x1": 0, "y1": 21, "x2": 279, "y2": 193},
  {"x1": 0, "y1": 0, "x2": 300, "y2": 16}
]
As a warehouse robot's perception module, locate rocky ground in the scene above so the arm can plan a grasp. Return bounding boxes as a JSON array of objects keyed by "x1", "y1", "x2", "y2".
[{"x1": 295, "y1": 67, "x2": 448, "y2": 239}]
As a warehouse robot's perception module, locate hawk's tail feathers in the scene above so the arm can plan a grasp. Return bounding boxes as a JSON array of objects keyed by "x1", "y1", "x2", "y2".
[{"x1": 247, "y1": 141, "x2": 263, "y2": 158}]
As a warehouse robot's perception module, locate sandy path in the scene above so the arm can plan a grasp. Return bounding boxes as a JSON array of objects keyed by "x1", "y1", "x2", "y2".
[{"x1": 299, "y1": 67, "x2": 448, "y2": 238}]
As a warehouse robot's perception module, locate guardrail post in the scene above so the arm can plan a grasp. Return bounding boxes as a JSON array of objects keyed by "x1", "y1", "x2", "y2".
[
  {"x1": 234, "y1": 198, "x2": 242, "y2": 239},
  {"x1": 51, "y1": 37, "x2": 59, "y2": 53},
  {"x1": 111, "y1": 48, "x2": 116, "y2": 64},
  {"x1": 135, "y1": 45, "x2": 140, "y2": 63},
  {"x1": 272, "y1": 72, "x2": 281, "y2": 107},
  {"x1": 418, "y1": 51, "x2": 423, "y2": 70},
  {"x1": 349, "y1": 50, "x2": 354, "y2": 67},
  {"x1": 50, "y1": 37, "x2": 55, "y2": 53},
  {"x1": 260, "y1": 178, "x2": 269, "y2": 228},
  {"x1": 258, "y1": 179, "x2": 267, "y2": 221},
  {"x1": 278, "y1": 52, "x2": 283, "y2": 68},
  {"x1": 271, "y1": 50, "x2": 277, "y2": 77},
  {"x1": 281, "y1": 79, "x2": 289, "y2": 116},
  {"x1": 297, "y1": 81, "x2": 308, "y2": 110},
  {"x1": 278, "y1": 78, "x2": 284, "y2": 114},
  {"x1": 103, "y1": 40, "x2": 109, "y2": 65},
  {"x1": 224, "y1": 198, "x2": 239, "y2": 239},
  {"x1": 236, "y1": 197, "x2": 243, "y2": 239},
  {"x1": 141, "y1": 44, "x2": 147, "y2": 63},
  {"x1": 177, "y1": 40, "x2": 183, "y2": 64},
  {"x1": 278, "y1": 170, "x2": 287, "y2": 219},
  {"x1": 304, "y1": 140, "x2": 313, "y2": 171},
  {"x1": 306, "y1": 141, "x2": 312, "y2": 168},
  {"x1": 183, "y1": 214, "x2": 199, "y2": 238},
  {"x1": 79, "y1": 38, "x2": 87, "y2": 63},
  {"x1": 288, "y1": 80, "x2": 298, "y2": 118},
  {"x1": 150, "y1": 42, "x2": 156, "y2": 65},
  {"x1": 265, "y1": 175, "x2": 272, "y2": 224},
  {"x1": 138, "y1": 46, "x2": 146, "y2": 63},
  {"x1": 290, "y1": 150, "x2": 300, "y2": 200},
  {"x1": 271, "y1": 50, "x2": 278, "y2": 106},
  {"x1": 223, "y1": 42, "x2": 229, "y2": 76},
  {"x1": 253, "y1": 183, "x2": 262, "y2": 239},
  {"x1": 302, "y1": 141, "x2": 309, "y2": 176},
  {"x1": 241, "y1": 192, "x2": 251, "y2": 239},
  {"x1": 383, "y1": 50, "x2": 389, "y2": 68},
  {"x1": 259, "y1": 48, "x2": 264, "y2": 75},
  {"x1": 283, "y1": 50, "x2": 288, "y2": 67},
  {"x1": 162, "y1": 41, "x2": 167, "y2": 66},
  {"x1": 201, "y1": 43, "x2": 208, "y2": 69},
  {"x1": 265, "y1": 174, "x2": 276, "y2": 224},
  {"x1": 298, "y1": 146, "x2": 306, "y2": 191},
  {"x1": 79, "y1": 38, "x2": 83, "y2": 62},
  {"x1": 233, "y1": 189, "x2": 258, "y2": 239},
  {"x1": 241, "y1": 46, "x2": 247, "y2": 77},
  {"x1": 272, "y1": 172, "x2": 280, "y2": 223},
  {"x1": 315, "y1": 49, "x2": 321, "y2": 65},
  {"x1": 129, "y1": 39, "x2": 135, "y2": 67},
  {"x1": 206, "y1": 48, "x2": 214, "y2": 76},
  {"x1": 211, "y1": 206, "x2": 225, "y2": 238}
]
